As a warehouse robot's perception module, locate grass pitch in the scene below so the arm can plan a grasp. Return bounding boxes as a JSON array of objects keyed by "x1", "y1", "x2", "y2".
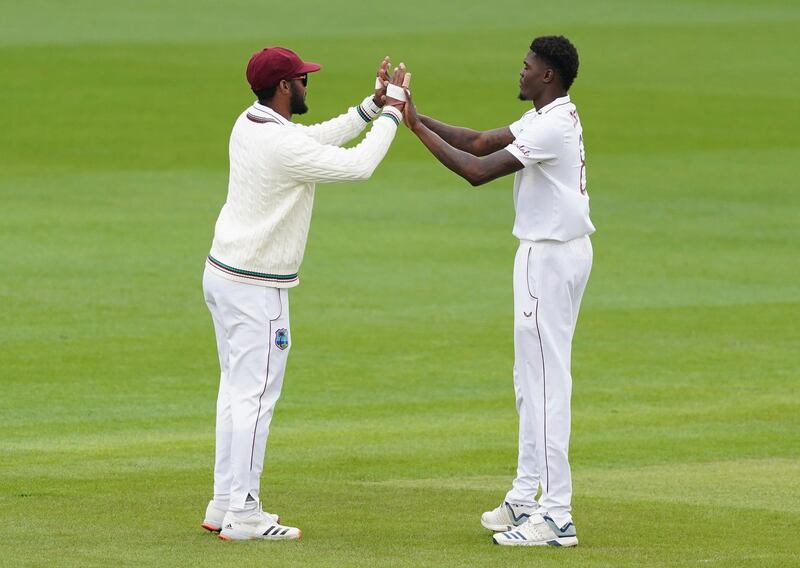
[{"x1": 1, "y1": 1, "x2": 799, "y2": 566}]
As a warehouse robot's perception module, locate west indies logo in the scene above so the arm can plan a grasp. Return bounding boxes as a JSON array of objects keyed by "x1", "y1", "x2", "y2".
[{"x1": 275, "y1": 328, "x2": 289, "y2": 350}]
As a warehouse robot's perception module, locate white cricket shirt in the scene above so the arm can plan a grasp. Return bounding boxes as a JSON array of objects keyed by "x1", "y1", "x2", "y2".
[{"x1": 505, "y1": 95, "x2": 595, "y2": 242}]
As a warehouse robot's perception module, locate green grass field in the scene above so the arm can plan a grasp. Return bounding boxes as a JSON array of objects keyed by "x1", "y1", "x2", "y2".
[{"x1": 2, "y1": 1, "x2": 799, "y2": 566}]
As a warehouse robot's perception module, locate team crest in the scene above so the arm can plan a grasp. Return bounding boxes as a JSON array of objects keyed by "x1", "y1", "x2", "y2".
[{"x1": 275, "y1": 328, "x2": 289, "y2": 350}]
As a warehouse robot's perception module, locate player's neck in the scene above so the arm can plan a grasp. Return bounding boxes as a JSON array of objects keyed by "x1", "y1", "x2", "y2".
[
  {"x1": 259, "y1": 99, "x2": 292, "y2": 121},
  {"x1": 533, "y1": 90, "x2": 567, "y2": 111}
]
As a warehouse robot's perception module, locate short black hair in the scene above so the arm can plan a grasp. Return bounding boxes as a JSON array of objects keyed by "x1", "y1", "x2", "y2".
[
  {"x1": 530, "y1": 35, "x2": 579, "y2": 91},
  {"x1": 253, "y1": 84, "x2": 278, "y2": 102}
]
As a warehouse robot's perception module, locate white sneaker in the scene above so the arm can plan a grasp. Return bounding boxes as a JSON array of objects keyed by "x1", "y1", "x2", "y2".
[
  {"x1": 219, "y1": 506, "x2": 300, "y2": 541},
  {"x1": 480, "y1": 501, "x2": 538, "y2": 532},
  {"x1": 201, "y1": 500, "x2": 280, "y2": 533},
  {"x1": 492, "y1": 512, "x2": 578, "y2": 547}
]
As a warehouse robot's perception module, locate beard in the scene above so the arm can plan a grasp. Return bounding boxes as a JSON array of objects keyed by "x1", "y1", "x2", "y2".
[{"x1": 290, "y1": 84, "x2": 308, "y2": 115}]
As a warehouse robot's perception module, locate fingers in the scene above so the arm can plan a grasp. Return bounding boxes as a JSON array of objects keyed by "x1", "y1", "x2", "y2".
[
  {"x1": 389, "y1": 62, "x2": 406, "y2": 85},
  {"x1": 383, "y1": 61, "x2": 394, "y2": 89},
  {"x1": 402, "y1": 72, "x2": 411, "y2": 89},
  {"x1": 378, "y1": 56, "x2": 390, "y2": 81}
]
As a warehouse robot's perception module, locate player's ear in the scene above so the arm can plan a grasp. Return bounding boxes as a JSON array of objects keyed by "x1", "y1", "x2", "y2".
[
  {"x1": 543, "y1": 68, "x2": 554, "y2": 84},
  {"x1": 278, "y1": 79, "x2": 291, "y2": 94}
]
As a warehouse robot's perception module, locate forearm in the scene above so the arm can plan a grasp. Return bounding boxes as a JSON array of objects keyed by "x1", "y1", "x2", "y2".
[
  {"x1": 412, "y1": 123, "x2": 486, "y2": 186},
  {"x1": 282, "y1": 108, "x2": 401, "y2": 184},
  {"x1": 419, "y1": 115, "x2": 483, "y2": 154},
  {"x1": 298, "y1": 96, "x2": 381, "y2": 146}
]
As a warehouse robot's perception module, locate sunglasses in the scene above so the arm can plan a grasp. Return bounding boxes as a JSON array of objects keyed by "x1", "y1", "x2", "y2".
[{"x1": 291, "y1": 73, "x2": 308, "y2": 87}]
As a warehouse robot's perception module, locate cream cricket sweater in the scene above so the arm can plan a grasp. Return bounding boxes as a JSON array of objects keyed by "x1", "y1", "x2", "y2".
[{"x1": 206, "y1": 96, "x2": 401, "y2": 287}]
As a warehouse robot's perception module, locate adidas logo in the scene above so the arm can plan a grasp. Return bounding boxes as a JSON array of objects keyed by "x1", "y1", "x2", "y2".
[{"x1": 263, "y1": 526, "x2": 291, "y2": 536}]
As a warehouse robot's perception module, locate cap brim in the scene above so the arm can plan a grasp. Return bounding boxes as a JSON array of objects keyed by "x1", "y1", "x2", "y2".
[{"x1": 298, "y1": 62, "x2": 321, "y2": 74}]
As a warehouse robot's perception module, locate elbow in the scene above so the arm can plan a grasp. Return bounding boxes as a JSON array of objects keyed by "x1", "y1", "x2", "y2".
[
  {"x1": 342, "y1": 158, "x2": 377, "y2": 181},
  {"x1": 355, "y1": 163, "x2": 377, "y2": 181},
  {"x1": 471, "y1": 141, "x2": 490, "y2": 157},
  {"x1": 464, "y1": 167, "x2": 488, "y2": 187}
]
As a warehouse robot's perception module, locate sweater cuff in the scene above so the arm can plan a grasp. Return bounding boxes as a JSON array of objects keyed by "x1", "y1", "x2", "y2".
[
  {"x1": 379, "y1": 106, "x2": 403, "y2": 127},
  {"x1": 355, "y1": 95, "x2": 382, "y2": 123}
]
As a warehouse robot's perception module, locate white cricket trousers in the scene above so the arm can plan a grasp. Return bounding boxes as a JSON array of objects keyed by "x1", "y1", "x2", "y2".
[
  {"x1": 505, "y1": 236, "x2": 592, "y2": 526},
  {"x1": 202, "y1": 267, "x2": 291, "y2": 511}
]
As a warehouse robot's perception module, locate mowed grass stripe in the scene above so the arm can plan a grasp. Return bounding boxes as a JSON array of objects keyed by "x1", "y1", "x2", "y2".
[{"x1": 2, "y1": 20, "x2": 799, "y2": 172}]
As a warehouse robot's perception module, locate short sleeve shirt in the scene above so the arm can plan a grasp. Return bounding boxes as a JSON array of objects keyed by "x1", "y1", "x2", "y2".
[{"x1": 504, "y1": 95, "x2": 595, "y2": 242}]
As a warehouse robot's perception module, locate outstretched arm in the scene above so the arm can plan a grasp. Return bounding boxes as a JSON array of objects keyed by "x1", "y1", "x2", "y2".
[
  {"x1": 418, "y1": 116, "x2": 515, "y2": 157},
  {"x1": 277, "y1": 65, "x2": 409, "y2": 184},
  {"x1": 278, "y1": 110, "x2": 402, "y2": 183},
  {"x1": 296, "y1": 58, "x2": 393, "y2": 146},
  {"x1": 404, "y1": 90, "x2": 523, "y2": 186}
]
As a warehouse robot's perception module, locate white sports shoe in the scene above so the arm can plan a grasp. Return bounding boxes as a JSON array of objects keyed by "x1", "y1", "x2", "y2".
[
  {"x1": 480, "y1": 501, "x2": 538, "y2": 532},
  {"x1": 492, "y1": 512, "x2": 578, "y2": 547},
  {"x1": 218, "y1": 506, "x2": 300, "y2": 541},
  {"x1": 201, "y1": 500, "x2": 280, "y2": 533}
]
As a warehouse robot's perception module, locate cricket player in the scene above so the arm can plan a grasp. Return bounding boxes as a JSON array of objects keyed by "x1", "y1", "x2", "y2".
[
  {"x1": 200, "y1": 47, "x2": 408, "y2": 541},
  {"x1": 402, "y1": 36, "x2": 593, "y2": 547}
]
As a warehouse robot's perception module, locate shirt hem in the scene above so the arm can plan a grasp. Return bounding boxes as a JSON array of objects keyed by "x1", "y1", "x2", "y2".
[{"x1": 206, "y1": 256, "x2": 300, "y2": 288}]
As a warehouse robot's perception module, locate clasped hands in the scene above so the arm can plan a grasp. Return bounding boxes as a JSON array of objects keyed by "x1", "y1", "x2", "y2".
[{"x1": 372, "y1": 57, "x2": 419, "y2": 131}]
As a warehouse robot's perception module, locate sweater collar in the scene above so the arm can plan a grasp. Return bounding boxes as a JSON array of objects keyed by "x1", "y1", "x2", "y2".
[{"x1": 249, "y1": 102, "x2": 291, "y2": 125}]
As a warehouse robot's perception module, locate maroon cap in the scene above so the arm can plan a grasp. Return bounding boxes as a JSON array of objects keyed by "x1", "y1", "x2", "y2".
[{"x1": 246, "y1": 47, "x2": 321, "y2": 90}]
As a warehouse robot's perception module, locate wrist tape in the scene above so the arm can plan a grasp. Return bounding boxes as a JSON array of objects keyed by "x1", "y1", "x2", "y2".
[{"x1": 386, "y1": 83, "x2": 407, "y2": 102}]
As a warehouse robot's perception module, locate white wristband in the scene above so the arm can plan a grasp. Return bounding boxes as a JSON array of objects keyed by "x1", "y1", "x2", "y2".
[
  {"x1": 381, "y1": 106, "x2": 403, "y2": 125},
  {"x1": 386, "y1": 83, "x2": 407, "y2": 101},
  {"x1": 363, "y1": 95, "x2": 382, "y2": 116},
  {"x1": 356, "y1": 96, "x2": 382, "y2": 122}
]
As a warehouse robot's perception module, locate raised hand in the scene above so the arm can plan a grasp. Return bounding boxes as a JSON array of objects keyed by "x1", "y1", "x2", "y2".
[
  {"x1": 384, "y1": 63, "x2": 408, "y2": 111},
  {"x1": 372, "y1": 56, "x2": 391, "y2": 107}
]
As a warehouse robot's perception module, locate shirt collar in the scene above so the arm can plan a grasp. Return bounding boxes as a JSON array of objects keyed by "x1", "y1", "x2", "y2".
[
  {"x1": 250, "y1": 102, "x2": 292, "y2": 125},
  {"x1": 535, "y1": 95, "x2": 571, "y2": 115}
]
